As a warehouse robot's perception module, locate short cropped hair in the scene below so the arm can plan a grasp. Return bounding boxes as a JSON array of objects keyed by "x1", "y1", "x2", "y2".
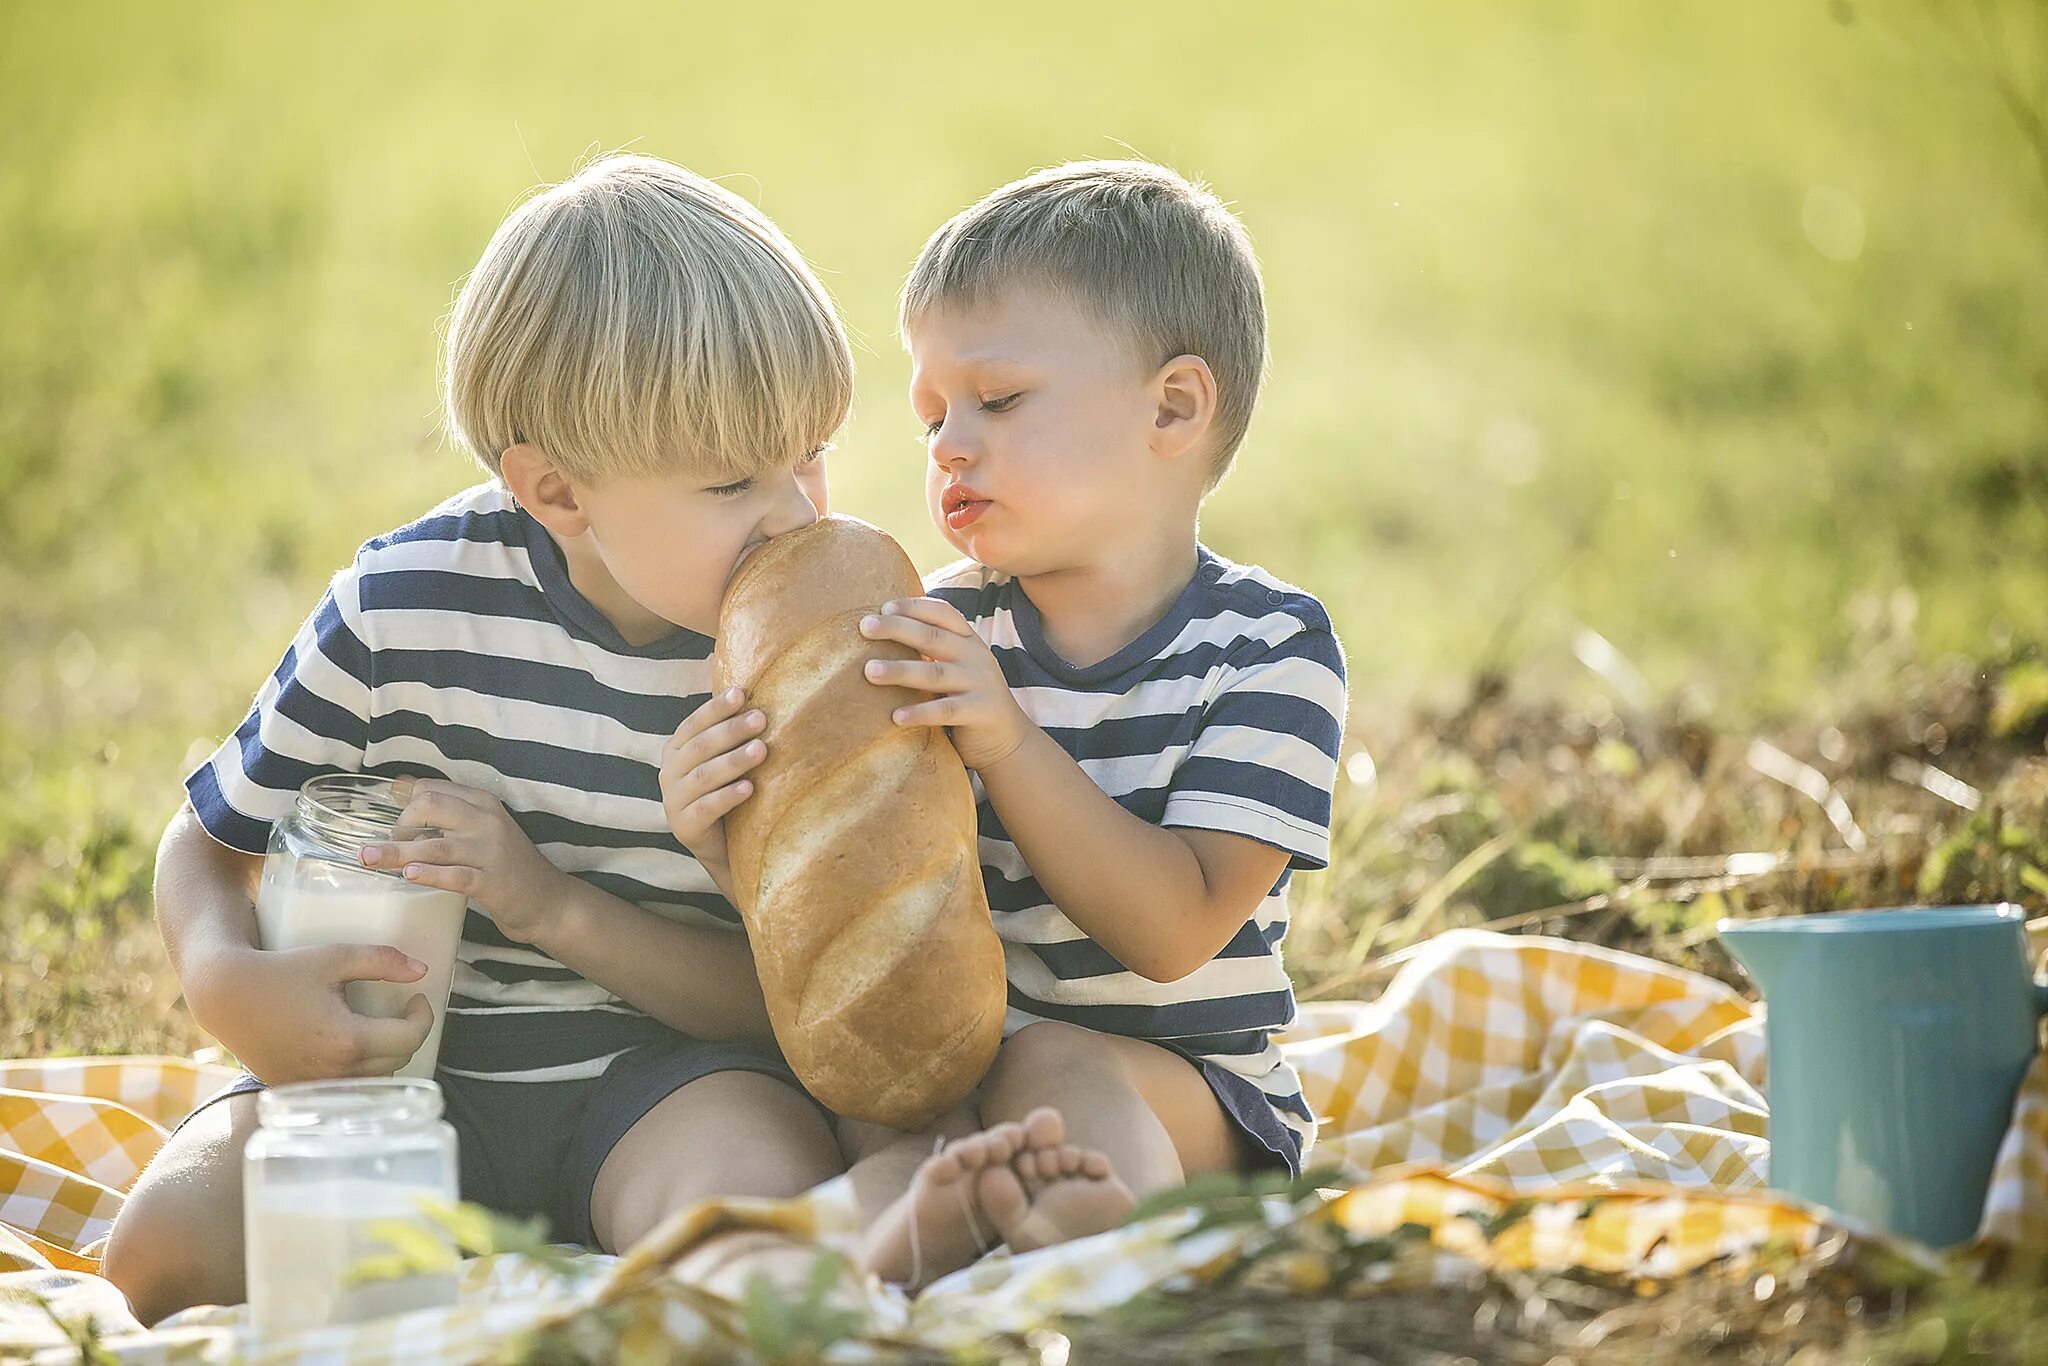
[
  {"x1": 445, "y1": 153, "x2": 853, "y2": 484},
  {"x1": 901, "y1": 160, "x2": 1267, "y2": 486}
]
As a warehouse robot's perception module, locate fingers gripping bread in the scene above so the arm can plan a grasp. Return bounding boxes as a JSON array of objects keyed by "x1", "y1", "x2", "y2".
[{"x1": 712, "y1": 516, "x2": 1005, "y2": 1128}]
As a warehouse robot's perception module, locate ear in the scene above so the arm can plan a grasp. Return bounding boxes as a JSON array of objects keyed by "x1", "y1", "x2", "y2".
[
  {"x1": 1150, "y1": 354, "x2": 1218, "y2": 464},
  {"x1": 500, "y1": 443, "x2": 591, "y2": 537}
]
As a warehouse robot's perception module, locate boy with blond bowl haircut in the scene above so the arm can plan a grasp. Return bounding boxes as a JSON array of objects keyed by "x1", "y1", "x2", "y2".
[
  {"x1": 662, "y1": 160, "x2": 1348, "y2": 1285},
  {"x1": 104, "y1": 154, "x2": 853, "y2": 1323}
]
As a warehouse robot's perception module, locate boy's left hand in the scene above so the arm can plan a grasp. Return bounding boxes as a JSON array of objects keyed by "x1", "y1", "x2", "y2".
[
  {"x1": 362, "y1": 777, "x2": 567, "y2": 946},
  {"x1": 860, "y1": 597, "x2": 1028, "y2": 771}
]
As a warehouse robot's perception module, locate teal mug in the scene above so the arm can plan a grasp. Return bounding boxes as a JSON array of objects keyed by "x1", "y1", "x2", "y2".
[{"x1": 1718, "y1": 904, "x2": 2048, "y2": 1247}]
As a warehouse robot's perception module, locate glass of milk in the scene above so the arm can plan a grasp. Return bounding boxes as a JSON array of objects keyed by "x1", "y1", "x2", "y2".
[
  {"x1": 255, "y1": 774, "x2": 468, "y2": 1079},
  {"x1": 243, "y1": 1078, "x2": 460, "y2": 1334}
]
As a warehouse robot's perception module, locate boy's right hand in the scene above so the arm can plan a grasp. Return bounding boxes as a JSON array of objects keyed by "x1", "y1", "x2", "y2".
[
  {"x1": 194, "y1": 943, "x2": 433, "y2": 1083},
  {"x1": 657, "y1": 687, "x2": 769, "y2": 879}
]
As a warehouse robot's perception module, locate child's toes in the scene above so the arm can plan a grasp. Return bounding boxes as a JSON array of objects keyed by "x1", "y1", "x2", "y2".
[
  {"x1": 990, "y1": 1120, "x2": 1032, "y2": 1162},
  {"x1": 976, "y1": 1126, "x2": 1028, "y2": 1170},
  {"x1": 1076, "y1": 1150, "x2": 1112, "y2": 1180},
  {"x1": 974, "y1": 1161, "x2": 1030, "y2": 1243},
  {"x1": 922, "y1": 1145, "x2": 969, "y2": 1185},
  {"x1": 1011, "y1": 1146, "x2": 1054, "y2": 1196},
  {"x1": 952, "y1": 1125, "x2": 1015, "y2": 1171},
  {"x1": 1049, "y1": 1145, "x2": 1092, "y2": 1180},
  {"x1": 1017, "y1": 1106, "x2": 1064, "y2": 1151}
]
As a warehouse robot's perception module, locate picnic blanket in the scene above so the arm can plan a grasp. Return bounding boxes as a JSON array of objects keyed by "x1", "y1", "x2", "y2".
[{"x1": 3, "y1": 929, "x2": 2041, "y2": 1362}]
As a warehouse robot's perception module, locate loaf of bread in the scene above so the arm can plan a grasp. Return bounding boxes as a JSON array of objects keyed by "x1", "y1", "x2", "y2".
[{"x1": 712, "y1": 516, "x2": 1006, "y2": 1129}]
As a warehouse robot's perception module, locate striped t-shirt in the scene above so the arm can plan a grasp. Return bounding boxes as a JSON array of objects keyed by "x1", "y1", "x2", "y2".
[
  {"x1": 186, "y1": 480, "x2": 739, "y2": 1084},
  {"x1": 927, "y1": 548, "x2": 1347, "y2": 1154}
]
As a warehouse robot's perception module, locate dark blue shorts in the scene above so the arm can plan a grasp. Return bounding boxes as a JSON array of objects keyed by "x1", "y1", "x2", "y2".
[
  {"x1": 1183, "y1": 1053, "x2": 1308, "y2": 1178},
  {"x1": 177, "y1": 1020, "x2": 819, "y2": 1247}
]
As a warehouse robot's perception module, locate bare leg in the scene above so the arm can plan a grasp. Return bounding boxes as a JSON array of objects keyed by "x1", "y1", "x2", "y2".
[
  {"x1": 589, "y1": 1070, "x2": 845, "y2": 1300},
  {"x1": 978, "y1": 1021, "x2": 1240, "y2": 1198},
  {"x1": 971, "y1": 1024, "x2": 1242, "y2": 1251},
  {"x1": 100, "y1": 1093, "x2": 263, "y2": 1327},
  {"x1": 855, "y1": 1025, "x2": 1253, "y2": 1280},
  {"x1": 589, "y1": 1070, "x2": 841, "y2": 1251}
]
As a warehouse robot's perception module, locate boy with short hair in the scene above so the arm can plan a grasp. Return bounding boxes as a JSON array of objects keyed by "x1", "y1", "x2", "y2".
[
  {"x1": 664, "y1": 160, "x2": 1348, "y2": 1286},
  {"x1": 103, "y1": 153, "x2": 854, "y2": 1324}
]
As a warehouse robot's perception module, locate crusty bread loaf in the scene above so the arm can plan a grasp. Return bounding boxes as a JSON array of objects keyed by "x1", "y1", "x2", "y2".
[{"x1": 712, "y1": 516, "x2": 1006, "y2": 1129}]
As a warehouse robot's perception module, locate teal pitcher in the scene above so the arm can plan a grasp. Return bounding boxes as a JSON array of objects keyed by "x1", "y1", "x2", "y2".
[{"x1": 1718, "y1": 904, "x2": 2048, "y2": 1247}]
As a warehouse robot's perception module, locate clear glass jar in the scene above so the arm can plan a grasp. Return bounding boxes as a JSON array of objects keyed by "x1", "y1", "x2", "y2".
[
  {"x1": 254, "y1": 774, "x2": 468, "y2": 1079},
  {"x1": 243, "y1": 1078, "x2": 460, "y2": 1333}
]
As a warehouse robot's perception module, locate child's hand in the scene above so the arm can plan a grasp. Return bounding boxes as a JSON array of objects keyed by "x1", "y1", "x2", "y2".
[
  {"x1": 360, "y1": 777, "x2": 569, "y2": 946},
  {"x1": 199, "y1": 942, "x2": 434, "y2": 1083},
  {"x1": 656, "y1": 687, "x2": 768, "y2": 880},
  {"x1": 860, "y1": 597, "x2": 1028, "y2": 770}
]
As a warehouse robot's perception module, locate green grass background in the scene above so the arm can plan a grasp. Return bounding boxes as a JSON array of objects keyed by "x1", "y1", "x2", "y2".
[{"x1": 1, "y1": 3, "x2": 2044, "y2": 1051}]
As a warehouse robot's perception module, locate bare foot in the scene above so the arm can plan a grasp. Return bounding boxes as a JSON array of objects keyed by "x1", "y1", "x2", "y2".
[
  {"x1": 859, "y1": 1121, "x2": 1031, "y2": 1287},
  {"x1": 974, "y1": 1107, "x2": 1136, "y2": 1253}
]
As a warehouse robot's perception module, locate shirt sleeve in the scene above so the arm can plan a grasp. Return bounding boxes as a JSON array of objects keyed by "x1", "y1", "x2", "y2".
[
  {"x1": 1160, "y1": 624, "x2": 1347, "y2": 871},
  {"x1": 184, "y1": 559, "x2": 376, "y2": 854}
]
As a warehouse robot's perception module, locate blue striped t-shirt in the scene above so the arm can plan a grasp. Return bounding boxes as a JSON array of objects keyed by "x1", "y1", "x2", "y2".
[
  {"x1": 186, "y1": 481, "x2": 739, "y2": 1084},
  {"x1": 927, "y1": 548, "x2": 1348, "y2": 1155}
]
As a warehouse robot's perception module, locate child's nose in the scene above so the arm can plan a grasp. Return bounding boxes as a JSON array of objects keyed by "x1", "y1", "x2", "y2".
[
  {"x1": 764, "y1": 469, "x2": 823, "y2": 537},
  {"x1": 930, "y1": 421, "x2": 977, "y2": 469}
]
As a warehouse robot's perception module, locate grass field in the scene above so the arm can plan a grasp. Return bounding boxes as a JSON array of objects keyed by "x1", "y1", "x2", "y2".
[{"x1": 3, "y1": 1, "x2": 2047, "y2": 1355}]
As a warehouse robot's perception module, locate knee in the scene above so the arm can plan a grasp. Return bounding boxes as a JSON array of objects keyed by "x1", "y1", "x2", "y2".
[
  {"x1": 705, "y1": 1089, "x2": 841, "y2": 1196},
  {"x1": 100, "y1": 1097, "x2": 256, "y2": 1327},
  {"x1": 596, "y1": 1082, "x2": 842, "y2": 1252},
  {"x1": 102, "y1": 1188, "x2": 243, "y2": 1328},
  {"x1": 982, "y1": 1022, "x2": 1122, "y2": 1111}
]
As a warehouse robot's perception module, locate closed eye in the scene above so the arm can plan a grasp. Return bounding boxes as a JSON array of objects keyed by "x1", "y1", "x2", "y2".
[
  {"x1": 711, "y1": 444, "x2": 830, "y2": 496},
  {"x1": 919, "y1": 392, "x2": 1020, "y2": 439}
]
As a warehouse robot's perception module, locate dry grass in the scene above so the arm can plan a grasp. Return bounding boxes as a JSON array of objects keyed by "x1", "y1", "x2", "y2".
[{"x1": 1290, "y1": 632, "x2": 2048, "y2": 1004}]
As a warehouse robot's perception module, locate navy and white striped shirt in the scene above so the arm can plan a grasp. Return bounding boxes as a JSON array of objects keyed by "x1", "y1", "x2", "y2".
[
  {"x1": 187, "y1": 481, "x2": 736, "y2": 1084},
  {"x1": 927, "y1": 549, "x2": 1347, "y2": 1154}
]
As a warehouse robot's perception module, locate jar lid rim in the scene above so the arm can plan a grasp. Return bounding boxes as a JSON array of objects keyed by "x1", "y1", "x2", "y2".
[
  {"x1": 258, "y1": 1077, "x2": 446, "y2": 1129},
  {"x1": 291, "y1": 775, "x2": 439, "y2": 865},
  {"x1": 298, "y1": 774, "x2": 407, "y2": 840}
]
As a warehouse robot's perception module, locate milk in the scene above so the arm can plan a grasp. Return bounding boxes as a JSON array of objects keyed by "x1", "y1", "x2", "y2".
[
  {"x1": 255, "y1": 859, "x2": 467, "y2": 1079},
  {"x1": 244, "y1": 1177, "x2": 459, "y2": 1333}
]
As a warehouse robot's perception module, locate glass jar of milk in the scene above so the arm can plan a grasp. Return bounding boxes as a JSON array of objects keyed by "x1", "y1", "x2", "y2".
[
  {"x1": 243, "y1": 1078, "x2": 460, "y2": 1334},
  {"x1": 255, "y1": 774, "x2": 468, "y2": 1079}
]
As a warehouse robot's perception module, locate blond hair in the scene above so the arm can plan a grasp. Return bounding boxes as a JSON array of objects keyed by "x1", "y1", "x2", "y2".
[
  {"x1": 445, "y1": 153, "x2": 853, "y2": 484},
  {"x1": 901, "y1": 160, "x2": 1266, "y2": 486}
]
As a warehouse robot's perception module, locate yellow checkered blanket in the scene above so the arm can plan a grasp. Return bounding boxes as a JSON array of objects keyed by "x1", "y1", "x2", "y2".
[{"x1": 3, "y1": 930, "x2": 2040, "y2": 1362}]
